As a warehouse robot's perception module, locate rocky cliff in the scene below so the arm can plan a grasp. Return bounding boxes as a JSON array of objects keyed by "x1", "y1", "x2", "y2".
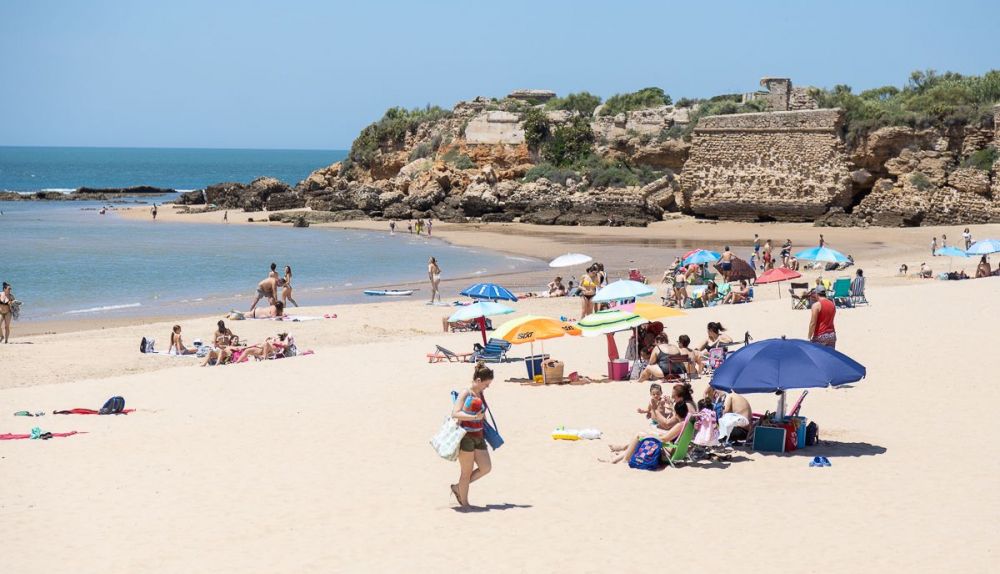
[{"x1": 181, "y1": 76, "x2": 1000, "y2": 227}]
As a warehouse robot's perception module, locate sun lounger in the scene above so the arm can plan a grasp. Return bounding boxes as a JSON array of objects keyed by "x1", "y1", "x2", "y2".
[
  {"x1": 427, "y1": 345, "x2": 473, "y2": 363},
  {"x1": 662, "y1": 417, "x2": 697, "y2": 468}
]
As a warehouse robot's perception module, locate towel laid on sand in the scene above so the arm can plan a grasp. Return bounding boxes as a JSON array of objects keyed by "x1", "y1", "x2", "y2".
[
  {"x1": 53, "y1": 408, "x2": 136, "y2": 415},
  {"x1": 0, "y1": 431, "x2": 83, "y2": 440}
]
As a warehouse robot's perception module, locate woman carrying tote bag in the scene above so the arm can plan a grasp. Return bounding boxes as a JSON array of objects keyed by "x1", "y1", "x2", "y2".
[{"x1": 449, "y1": 362, "x2": 496, "y2": 507}]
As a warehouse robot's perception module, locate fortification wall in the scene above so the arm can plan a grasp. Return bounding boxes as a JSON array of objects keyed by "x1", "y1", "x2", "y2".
[
  {"x1": 682, "y1": 109, "x2": 853, "y2": 221},
  {"x1": 464, "y1": 111, "x2": 525, "y2": 145}
]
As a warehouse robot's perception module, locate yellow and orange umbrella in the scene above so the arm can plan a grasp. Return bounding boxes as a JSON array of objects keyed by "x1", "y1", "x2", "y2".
[
  {"x1": 618, "y1": 302, "x2": 687, "y2": 321},
  {"x1": 493, "y1": 315, "x2": 580, "y2": 382}
]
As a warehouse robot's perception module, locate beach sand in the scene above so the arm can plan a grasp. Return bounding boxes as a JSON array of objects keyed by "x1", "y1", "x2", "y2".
[{"x1": 3, "y1": 209, "x2": 999, "y2": 572}]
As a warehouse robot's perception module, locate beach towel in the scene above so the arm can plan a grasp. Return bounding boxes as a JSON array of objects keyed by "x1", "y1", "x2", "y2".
[
  {"x1": 53, "y1": 408, "x2": 135, "y2": 415},
  {"x1": 692, "y1": 409, "x2": 720, "y2": 447},
  {"x1": 0, "y1": 431, "x2": 83, "y2": 440}
]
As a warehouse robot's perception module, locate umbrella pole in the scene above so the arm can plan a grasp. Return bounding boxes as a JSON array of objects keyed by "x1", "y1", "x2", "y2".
[
  {"x1": 478, "y1": 316, "x2": 487, "y2": 345},
  {"x1": 541, "y1": 340, "x2": 546, "y2": 384},
  {"x1": 776, "y1": 391, "x2": 786, "y2": 422}
]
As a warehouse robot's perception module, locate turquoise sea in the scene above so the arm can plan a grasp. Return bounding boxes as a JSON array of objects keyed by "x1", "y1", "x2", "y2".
[{"x1": 0, "y1": 148, "x2": 543, "y2": 321}]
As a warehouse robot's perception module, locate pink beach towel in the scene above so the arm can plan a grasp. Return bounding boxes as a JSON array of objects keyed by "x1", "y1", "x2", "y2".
[{"x1": 0, "y1": 431, "x2": 84, "y2": 440}]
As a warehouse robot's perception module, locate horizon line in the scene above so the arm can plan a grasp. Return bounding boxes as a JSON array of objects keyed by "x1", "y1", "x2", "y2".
[{"x1": 0, "y1": 144, "x2": 349, "y2": 152}]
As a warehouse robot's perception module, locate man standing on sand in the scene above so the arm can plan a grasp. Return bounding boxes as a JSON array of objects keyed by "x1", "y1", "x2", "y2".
[
  {"x1": 753, "y1": 234, "x2": 760, "y2": 260},
  {"x1": 807, "y1": 285, "x2": 837, "y2": 349},
  {"x1": 719, "y1": 246, "x2": 734, "y2": 281},
  {"x1": 931, "y1": 236, "x2": 938, "y2": 256},
  {"x1": 963, "y1": 228, "x2": 972, "y2": 250},
  {"x1": 407, "y1": 220, "x2": 413, "y2": 234},
  {"x1": 250, "y1": 277, "x2": 280, "y2": 312},
  {"x1": 819, "y1": 234, "x2": 825, "y2": 248},
  {"x1": 223, "y1": 211, "x2": 228, "y2": 223},
  {"x1": 151, "y1": 204, "x2": 158, "y2": 221},
  {"x1": 427, "y1": 220, "x2": 432, "y2": 236},
  {"x1": 389, "y1": 220, "x2": 396, "y2": 234}
]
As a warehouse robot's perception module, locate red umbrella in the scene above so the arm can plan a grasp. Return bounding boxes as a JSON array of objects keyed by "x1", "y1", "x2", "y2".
[{"x1": 755, "y1": 267, "x2": 802, "y2": 299}]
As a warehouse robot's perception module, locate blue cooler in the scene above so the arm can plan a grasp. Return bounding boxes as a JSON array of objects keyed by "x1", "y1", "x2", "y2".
[
  {"x1": 752, "y1": 426, "x2": 786, "y2": 453},
  {"x1": 525, "y1": 355, "x2": 550, "y2": 379},
  {"x1": 793, "y1": 417, "x2": 808, "y2": 449}
]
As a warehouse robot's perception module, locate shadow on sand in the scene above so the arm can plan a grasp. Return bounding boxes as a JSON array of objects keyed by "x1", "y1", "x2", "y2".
[{"x1": 452, "y1": 502, "x2": 533, "y2": 514}]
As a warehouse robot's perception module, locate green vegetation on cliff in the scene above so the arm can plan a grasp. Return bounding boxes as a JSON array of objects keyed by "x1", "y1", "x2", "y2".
[
  {"x1": 544, "y1": 92, "x2": 602, "y2": 117},
  {"x1": 349, "y1": 105, "x2": 452, "y2": 168},
  {"x1": 811, "y1": 70, "x2": 1000, "y2": 145},
  {"x1": 599, "y1": 87, "x2": 672, "y2": 116}
]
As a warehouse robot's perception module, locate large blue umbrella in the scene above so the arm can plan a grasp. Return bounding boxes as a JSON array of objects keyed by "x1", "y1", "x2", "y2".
[
  {"x1": 966, "y1": 239, "x2": 1000, "y2": 255},
  {"x1": 460, "y1": 283, "x2": 518, "y2": 302},
  {"x1": 935, "y1": 246, "x2": 970, "y2": 258},
  {"x1": 710, "y1": 337, "x2": 866, "y2": 418},
  {"x1": 682, "y1": 249, "x2": 721, "y2": 266},
  {"x1": 795, "y1": 246, "x2": 850, "y2": 263}
]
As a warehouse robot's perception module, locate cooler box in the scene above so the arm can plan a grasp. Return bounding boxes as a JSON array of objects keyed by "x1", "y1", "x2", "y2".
[
  {"x1": 752, "y1": 426, "x2": 786, "y2": 453},
  {"x1": 793, "y1": 416, "x2": 808, "y2": 449},
  {"x1": 525, "y1": 355, "x2": 550, "y2": 379},
  {"x1": 608, "y1": 359, "x2": 631, "y2": 381}
]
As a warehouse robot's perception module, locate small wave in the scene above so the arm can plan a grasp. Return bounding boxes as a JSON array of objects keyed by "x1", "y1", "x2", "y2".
[
  {"x1": 65, "y1": 302, "x2": 142, "y2": 315},
  {"x1": 40, "y1": 188, "x2": 76, "y2": 193},
  {"x1": 504, "y1": 256, "x2": 535, "y2": 263}
]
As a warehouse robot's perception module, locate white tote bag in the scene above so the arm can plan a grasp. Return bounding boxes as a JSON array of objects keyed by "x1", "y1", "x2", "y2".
[{"x1": 430, "y1": 418, "x2": 466, "y2": 461}]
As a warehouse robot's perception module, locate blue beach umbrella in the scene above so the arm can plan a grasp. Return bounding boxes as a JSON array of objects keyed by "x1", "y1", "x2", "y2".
[
  {"x1": 460, "y1": 282, "x2": 518, "y2": 302},
  {"x1": 966, "y1": 239, "x2": 1000, "y2": 255},
  {"x1": 935, "y1": 246, "x2": 970, "y2": 258},
  {"x1": 710, "y1": 337, "x2": 866, "y2": 418},
  {"x1": 682, "y1": 249, "x2": 722, "y2": 266},
  {"x1": 795, "y1": 245, "x2": 850, "y2": 264},
  {"x1": 593, "y1": 279, "x2": 655, "y2": 303}
]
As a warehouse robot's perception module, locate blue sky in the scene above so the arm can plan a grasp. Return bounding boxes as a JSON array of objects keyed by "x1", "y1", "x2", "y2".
[{"x1": 1, "y1": 0, "x2": 997, "y2": 150}]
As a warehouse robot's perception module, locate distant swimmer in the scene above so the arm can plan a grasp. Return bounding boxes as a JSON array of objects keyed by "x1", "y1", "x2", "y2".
[{"x1": 151, "y1": 204, "x2": 158, "y2": 220}]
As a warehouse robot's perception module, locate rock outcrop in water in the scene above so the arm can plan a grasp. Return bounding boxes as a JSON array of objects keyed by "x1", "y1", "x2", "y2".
[
  {"x1": 194, "y1": 76, "x2": 1000, "y2": 227},
  {"x1": 1, "y1": 186, "x2": 176, "y2": 201}
]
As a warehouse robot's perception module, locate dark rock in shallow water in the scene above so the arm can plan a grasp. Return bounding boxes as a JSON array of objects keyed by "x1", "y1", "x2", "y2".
[
  {"x1": 268, "y1": 210, "x2": 370, "y2": 224},
  {"x1": 75, "y1": 186, "x2": 175, "y2": 195}
]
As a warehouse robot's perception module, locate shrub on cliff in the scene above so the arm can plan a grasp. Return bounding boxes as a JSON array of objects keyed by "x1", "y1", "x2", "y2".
[
  {"x1": 522, "y1": 108, "x2": 550, "y2": 152},
  {"x1": 544, "y1": 92, "x2": 602, "y2": 117},
  {"x1": 599, "y1": 87, "x2": 672, "y2": 116},
  {"x1": 811, "y1": 70, "x2": 1000, "y2": 146},
  {"x1": 677, "y1": 95, "x2": 769, "y2": 138},
  {"x1": 408, "y1": 142, "x2": 434, "y2": 161},
  {"x1": 349, "y1": 105, "x2": 452, "y2": 168},
  {"x1": 909, "y1": 172, "x2": 933, "y2": 191},
  {"x1": 523, "y1": 163, "x2": 579, "y2": 185},
  {"x1": 542, "y1": 117, "x2": 595, "y2": 166},
  {"x1": 961, "y1": 146, "x2": 998, "y2": 171},
  {"x1": 442, "y1": 148, "x2": 476, "y2": 169}
]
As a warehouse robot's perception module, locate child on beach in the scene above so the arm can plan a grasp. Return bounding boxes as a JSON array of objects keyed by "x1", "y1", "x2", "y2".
[{"x1": 636, "y1": 383, "x2": 664, "y2": 422}]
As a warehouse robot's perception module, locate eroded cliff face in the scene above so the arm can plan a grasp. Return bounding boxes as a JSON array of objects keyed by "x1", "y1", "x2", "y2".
[{"x1": 184, "y1": 86, "x2": 999, "y2": 227}]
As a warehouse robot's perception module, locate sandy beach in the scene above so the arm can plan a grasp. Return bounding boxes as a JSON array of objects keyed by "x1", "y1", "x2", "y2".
[{"x1": 3, "y1": 209, "x2": 999, "y2": 572}]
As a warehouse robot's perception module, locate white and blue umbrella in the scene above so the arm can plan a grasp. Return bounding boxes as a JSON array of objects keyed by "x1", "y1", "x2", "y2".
[
  {"x1": 549, "y1": 253, "x2": 593, "y2": 268},
  {"x1": 682, "y1": 249, "x2": 722, "y2": 266},
  {"x1": 460, "y1": 282, "x2": 518, "y2": 302},
  {"x1": 593, "y1": 279, "x2": 655, "y2": 303},
  {"x1": 966, "y1": 239, "x2": 1000, "y2": 255},
  {"x1": 795, "y1": 245, "x2": 850, "y2": 263},
  {"x1": 449, "y1": 301, "x2": 515, "y2": 345}
]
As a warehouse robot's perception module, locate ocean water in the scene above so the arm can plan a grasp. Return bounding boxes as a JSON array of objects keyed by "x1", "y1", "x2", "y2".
[
  {"x1": 0, "y1": 146, "x2": 346, "y2": 192},
  {"x1": 0, "y1": 200, "x2": 542, "y2": 321}
]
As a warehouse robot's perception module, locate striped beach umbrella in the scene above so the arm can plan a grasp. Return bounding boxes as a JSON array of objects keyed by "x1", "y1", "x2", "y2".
[
  {"x1": 577, "y1": 309, "x2": 647, "y2": 337},
  {"x1": 460, "y1": 282, "x2": 518, "y2": 302}
]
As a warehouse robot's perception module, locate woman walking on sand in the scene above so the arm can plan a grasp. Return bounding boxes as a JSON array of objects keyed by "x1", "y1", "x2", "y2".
[
  {"x1": 428, "y1": 257, "x2": 442, "y2": 304},
  {"x1": 282, "y1": 266, "x2": 299, "y2": 307},
  {"x1": 450, "y1": 362, "x2": 494, "y2": 507},
  {"x1": 0, "y1": 282, "x2": 14, "y2": 343}
]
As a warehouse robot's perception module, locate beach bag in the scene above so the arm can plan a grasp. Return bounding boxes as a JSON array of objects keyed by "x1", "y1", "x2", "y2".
[
  {"x1": 806, "y1": 421, "x2": 819, "y2": 446},
  {"x1": 99, "y1": 396, "x2": 126, "y2": 415},
  {"x1": 628, "y1": 437, "x2": 663, "y2": 470},
  {"x1": 483, "y1": 407, "x2": 504, "y2": 450},
  {"x1": 430, "y1": 418, "x2": 466, "y2": 461},
  {"x1": 139, "y1": 337, "x2": 155, "y2": 354}
]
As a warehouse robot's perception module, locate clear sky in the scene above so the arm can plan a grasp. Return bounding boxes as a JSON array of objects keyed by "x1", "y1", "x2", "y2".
[{"x1": 2, "y1": 0, "x2": 997, "y2": 150}]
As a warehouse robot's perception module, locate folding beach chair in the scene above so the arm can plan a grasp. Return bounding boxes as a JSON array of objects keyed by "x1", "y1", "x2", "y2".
[
  {"x1": 787, "y1": 390, "x2": 809, "y2": 417},
  {"x1": 472, "y1": 338, "x2": 521, "y2": 363},
  {"x1": 664, "y1": 354, "x2": 693, "y2": 382},
  {"x1": 662, "y1": 417, "x2": 697, "y2": 468},
  {"x1": 850, "y1": 276, "x2": 869, "y2": 306},
  {"x1": 832, "y1": 277, "x2": 852, "y2": 307},
  {"x1": 788, "y1": 282, "x2": 809, "y2": 310},
  {"x1": 628, "y1": 268, "x2": 648, "y2": 284},
  {"x1": 427, "y1": 345, "x2": 473, "y2": 363}
]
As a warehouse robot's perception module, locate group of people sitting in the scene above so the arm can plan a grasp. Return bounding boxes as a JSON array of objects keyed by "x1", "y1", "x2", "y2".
[
  {"x1": 906, "y1": 256, "x2": 996, "y2": 280},
  {"x1": 164, "y1": 320, "x2": 297, "y2": 365},
  {"x1": 628, "y1": 321, "x2": 734, "y2": 381},
  {"x1": 603, "y1": 381, "x2": 754, "y2": 464}
]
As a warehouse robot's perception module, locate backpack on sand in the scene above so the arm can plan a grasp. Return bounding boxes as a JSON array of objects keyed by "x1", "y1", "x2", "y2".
[
  {"x1": 99, "y1": 396, "x2": 126, "y2": 415},
  {"x1": 628, "y1": 437, "x2": 663, "y2": 470},
  {"x1": 139, "y1": 337, "x2": 155, "y2": 353},
  {"x1": 806, "y1": 421, "x2": 819, "y2": 446}
]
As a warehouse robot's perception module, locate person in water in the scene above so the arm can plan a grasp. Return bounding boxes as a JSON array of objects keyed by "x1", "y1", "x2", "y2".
[
  {"x1": 282, "y1": 266, "x2": 299, "y2": 307},
  {"x1": 450, "y1": 362, "x2": 495, "y2": 507}
]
